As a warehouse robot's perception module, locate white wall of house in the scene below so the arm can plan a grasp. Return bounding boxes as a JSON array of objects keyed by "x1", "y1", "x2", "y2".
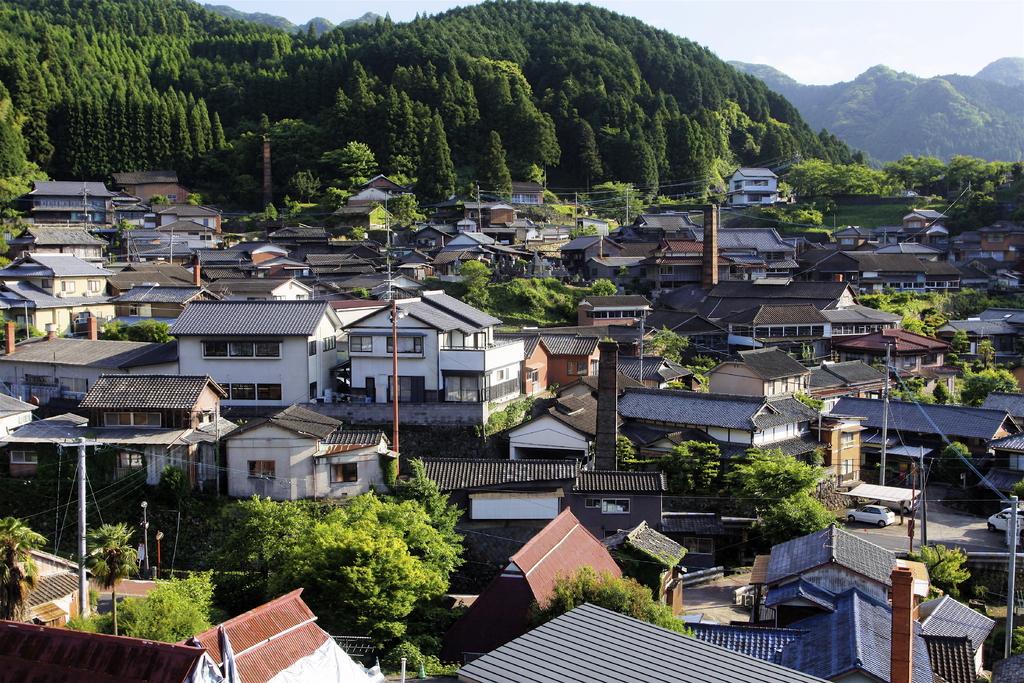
[
  {"x1": 349, "y1": 315, "x2": 442, "y2": 402},
  {"x1": 508, "y1": 415, "x2": 589, "y2": 459},
  {"x1": 470, "y1": 492, "x2": 561, "y2": 520},
  {"x1": 0, "y1": 410, "x2": 33, "y2": 437},
  {"x1": 708, "y1": 364, "x2": 765, "y2": 396},
  {"x1": 706, "y1": 426, "x2": 754, "y2": 444},
  {"x1": 314, "y1": 447, "x2": 388, "y2": 499},
  {"x1": 223, "y1": 280, "x2": 312, "y2": 301}
]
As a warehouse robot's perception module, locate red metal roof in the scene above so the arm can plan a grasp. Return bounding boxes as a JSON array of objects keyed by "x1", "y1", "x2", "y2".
[
  {"x1": 0, "y1": 620, "x2": 204, "y2": 683},
  {"x1": 834, "y1": 328, "x2": 948, "y2": 354},
  {"x1": 190, "y1": 589, "x2": 329, "y2": 683}
]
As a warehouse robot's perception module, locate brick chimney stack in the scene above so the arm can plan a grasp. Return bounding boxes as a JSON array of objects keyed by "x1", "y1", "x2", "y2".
[
  {"x1": 262, "y1": 136, "x2": 273, "y2": 209},
  {"x1": 594, "y1": 340, "x2": 619, "y2": 471},
  {"x1": 890, "y1": 566, "x2": 915, "y2": 683},
  {"x1": 193, "y1": 262, "x2": 201, "y2": 287},
  {"x1": 701, "y1": 204, "x2": 719, "y2": 290},
  {"x1": 87, "y1": 316, "x2": 98, "y2": 341},
  {"x1": 5, "y1": 321, "x2": 15, "y2": 355},
  {"x1": 45, "y1": 323, "x2": 56, "y2": 341}
]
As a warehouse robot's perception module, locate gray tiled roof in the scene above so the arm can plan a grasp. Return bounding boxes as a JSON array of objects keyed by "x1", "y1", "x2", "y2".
[
  {"x1": 919, "y1": 595, "x2": 994, "y2": 652},
  {"x1": 809, "y1": 361, "x2": 885, "y2": 389},
  {"x1": 458, "y1": 603, "x2": 828, "y2": 683},
  {"x1": 27, "y1": 572, "x2": 80, "y2": 608},
  {"x1": 923, "y1": 635, "x2": 975, "y2": 683},
  {"x1": 421, "y1": 290, "x2": 501, "y2": 328},
  {"x1": 984, "y1": 392, "x2": 1024, "y2": 417},
  {"x1": 690, "y1": 624, "x2": 805, "y2": 665},
  {"x1": 820, "y1": 305, "x2": 901, "y2": 324},
  {"x1": 573, "y1": 470, "x2": 666, "y2": 493},
  {"x1": 25, "y1": 227, "x2": 107, "y2": 246},
  {"x1": 735, "y1": 348, "x2": 809, "y2": 380},
  {"x1": 560, "y1": 236, "x2": 601, "y2": 251},
  {"x1": 721, "y1": 304, "x2": 827, "y2": 325},
  {"x1": 321, "y1": 428, "x2": 386, "y2": 447},
  {"x1": 169, "y1": 300, "x2": 330, "y2": 336},
  {"x1": 79, "y1": 374, "x2": 222, "y2": 409},
  {"x1": 766, "y1": 525, "x2": 894, "y2": 586},
  {"x1": 617, "y1": 356, "x2": 691, "y2": 384},
  {"x1": 111, "y1": 285, "x2": 206, "y2": 304},
  {"x1": 618, "y1": 389, "x2": 817, "y2": 431},
  {"x1": 763, "y1": 578, "x2": 836, "y2": 611},
  {"x1": 2, "y1": 338, "x2": 175, "y2": 368},
  {"x1": 540, "y1": 334, "x2": 599, "y2": 356},
  {"x1": 0, "y1": 254, "x2": 110, "y2": 278},
  {"x1": 156, "y1": 203, "x2": 219, "y2": 216},
  {"x1": 263, "y1": 404, "x2": 342, "y2": 439},
  {"x1": 939, "y1": 319, "x2": 1018, "y2": 335},
  {"x1": 660, "y1": 512, "x2": 725, "y2": 535},
  {"x1": 832, "y1": 397, "x2": 1013, "y2": 441},
  {"x1": 421, "y1": 458, "x2": 577, "y2": 491},
  {"x1": 112, "y1": 170, "x2": 178, "y2": 184},
  {"x1": 993, "y1": 654, "x2": 1024, "y2": 682},
  {"x1": 0, "y1": 281, "x2": 111, "y2": 310},
  {"x1": 29, "y1": 180, "x2": 114, "y2": 197},
  {"x1": 603, "y1": 522, "x2": 684, "y2": 566},
  {"x1": 0, "y1": 393, "x2": 36, "y2": 416}
]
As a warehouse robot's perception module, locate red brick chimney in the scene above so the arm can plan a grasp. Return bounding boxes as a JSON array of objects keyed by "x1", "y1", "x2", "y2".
[
  {"x1": 87, "y1": 316, "x2": 98, "y2": 341},
  {"x1": 890, "y1": 566, "x2": 915, "y2": 683},
  {"x1": 594, "y1": 341, "x2": 619, "y2": 471},
  {"x1": 701, "y1": 204, "x2": 719, "y2": 290},
  {"x1": 45, "y1": 324, "x2": 56, "y2": 341},
  {"x1": 5, "y1": 321, "x2": 15, "y2": 355},
  {"x1": 193, "y1": 262, "x2": 201, "y2": 287},
  {"x1": 262, "y1": 136, "x2": 273, "y2": 209}
]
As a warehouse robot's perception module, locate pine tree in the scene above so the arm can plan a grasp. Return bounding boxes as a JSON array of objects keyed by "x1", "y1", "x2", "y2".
[
  {"x1": 480, "y1": 130, "x2": 512, "y2": 198},
  {"x1": 576, "y1": 118, "x2": 602, "y2": 189},
  {"x1": 0, "y1": 115, "x2": 27, "y2": 177},
  {"x1": 190, "y1": 99, "x2": 212, "y2": 156},
  {"x1": 416, "y1": 113, "x2": 456, "y2": 202},
  {"x1": 211, "y1": 111, "x2": 226, "y2": 150},
  {"x1": 170, "y1": 98, "x2": 192, "y2": 167}
]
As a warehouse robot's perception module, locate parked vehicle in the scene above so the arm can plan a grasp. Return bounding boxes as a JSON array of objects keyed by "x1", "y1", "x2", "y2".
[
  {"x1": 987, "y1": 508, "x2": 1024, "y2": 532},
  {"x1": 846, "y1": 505, "x2": 896, "y2": 528}
]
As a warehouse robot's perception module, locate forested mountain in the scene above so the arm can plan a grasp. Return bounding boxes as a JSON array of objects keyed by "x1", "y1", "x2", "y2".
[
  {"x1": 731, "y1": 60, "x2": 1024, "y2": 162},
  {"x1": 203, "y1": 5, "x2": 380, "y2": 35},
  {"x1": 0, "y1": 0, "x2": 852, "y2": 208}
]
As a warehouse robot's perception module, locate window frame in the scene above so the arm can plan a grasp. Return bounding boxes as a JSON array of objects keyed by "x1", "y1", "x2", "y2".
[
  {"x1": 350, "y1": 335, "x2": 373, "y2": 353},
  {"x1": 600, "y1": 498, "x2": 630, "y2": 514},
  {"x1": 387, "y1": 335, "x2": 424, "y2": 354},
  {"x1": 256, "y1": 384, "x2": 282, "y2": 401},
  {"x1": 9, "y1": 451, "x2": 38, "y2": 464},
  {"x1": 248, "y1": 460, "x2": 276, "y2": 479},
  {"x1": 330, "y1": 462, "x2": 359, "y2": 484}
]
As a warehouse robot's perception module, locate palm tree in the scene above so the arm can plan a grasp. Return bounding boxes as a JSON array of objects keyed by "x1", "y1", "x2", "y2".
[
  {"x1": 86, "y1": 523, "x2": 136, "y2": 635},
  {"x1": 0, "y1": 517, "x2": 46, "y2": 621}
]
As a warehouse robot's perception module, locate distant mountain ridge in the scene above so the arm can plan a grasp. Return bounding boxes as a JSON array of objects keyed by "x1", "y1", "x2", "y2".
[
  {"x1": 203, "y1": 5, "x2": 381, "y2": 34},
  {"x1": 730, "y1": 59, "x2": 1024, "y2": 162}
]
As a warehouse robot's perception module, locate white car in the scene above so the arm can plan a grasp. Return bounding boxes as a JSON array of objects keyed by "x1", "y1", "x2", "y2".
[
  {"x1": 987, "y1": 508, "x2": 1024, "y2": 532},
  {"x1": 846, "y1": 505, "x2": 896, "y2": 528}
]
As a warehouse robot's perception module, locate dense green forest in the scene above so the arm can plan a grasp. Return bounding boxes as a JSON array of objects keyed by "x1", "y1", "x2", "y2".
[
  {"x1": 731, "y1": 60, "x2": 1024, "y2": 162},
  {"x1": 0, "y1": 0, "x2": 852, "y2": 209}
]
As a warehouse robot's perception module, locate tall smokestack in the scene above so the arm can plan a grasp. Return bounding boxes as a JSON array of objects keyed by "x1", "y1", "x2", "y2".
[
  {"x1": 890, "y1": 566, "x2": 915, "y2": 683},
  {"x1": 262, "y1": 136, "x2": 273, "y2": 209},
  {"x1": 87, "y1": 316, "x2": 98, "y2": 341},
  {"x1": 702, "y1": 204, "x2": 719, "y2": 289},
  {"x1": 594, "y1": 340, "x2": 618, "y2": 471},
  {"x1": 193, "y1": 261, "x2": 202, "y2": 287},
  {"x1": 5, "y1": 321, "x2": 15, "y2": 355}
]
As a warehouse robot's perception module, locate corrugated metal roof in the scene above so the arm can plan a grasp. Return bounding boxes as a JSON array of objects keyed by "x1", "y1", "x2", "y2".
[
  {"x1": 458, "y1": 603, "x2": 828, "y2": 683},
  {"x1": 170, "y1": 300, "x2": 330, "y2": 336}
]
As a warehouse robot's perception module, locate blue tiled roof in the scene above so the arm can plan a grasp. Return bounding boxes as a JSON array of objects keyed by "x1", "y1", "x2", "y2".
[
  {"x1": 764, "y1": 579, "x2": 836, "y2": 612},
  {"x1": 766, "y1": 525, "x2": 894, "y2": 587},
  {"x1": 690, "y1": 624, "x2": 805, "y2": 665},
  {"x1": 781, "y1": 589, "x2": 934, "y2": 683},
  {"x1": 832, "y1": 397, "x2": 1013, "y2": 441}
]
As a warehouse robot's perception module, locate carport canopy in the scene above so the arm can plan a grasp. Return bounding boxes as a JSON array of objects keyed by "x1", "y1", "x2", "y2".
[{"x1": 842, "y1": 483, "x2": 919, "y2": 505}]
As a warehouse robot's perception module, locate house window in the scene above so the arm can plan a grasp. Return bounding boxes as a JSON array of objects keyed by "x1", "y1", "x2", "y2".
[
  {"x1": 682, "y1": 537, "x2": 715, "y2": 555},
  {"x1": 567, "y1": 360, "x2": 587, "y2": 376},
  {"x1": 231, "y1": 342, "x2": 254, "y2": 357},
  {"x1": 128, "y1": 304, "x2": 152, "y2": 317},
  {"x1": 40, "y1": 279, "x2": 52, "y2": 289},
  {"x1": 841, "y1": 431, "x2": 856, "y2": 446},
  {"x1": 87, "y1": 280, "x2": 101, "y2": 293},
  {"x1": 255, "y1": 342, "x2": 280, "y2": 357},
  {"x1": 331, "y1": 463, "x2": 359, "y2": 483},
  {"x1": 248, "y1": 460, "x2": 275, "y2": 478},
  {"x1": 309, "y1": 381, "x2": 318, "y2": 400},
  {"x1": 229, "y1": 384, "x2": 256, "y2": 400},
  {"x1": 387, "y1": 336, "x2": 424, "y2": 354},
  {"x1": 601, "y1": 499, "x2": 630, "y2": 514},
  {"x1": 9, "y1": 451, "x2": 38, "y2": 464},
  {"x1": 61, "y1": 281, "x2": 76, "y2": 293},
  {"x1": 528, "y1": 368, "x2": 539, "y2": 384},
  {"x1": 585, "y1": 498, "x2": 600, "y2": 508},
  {"x1": 204, "y1": 341, "x2": 279, "y2": 358},
  {"x1": 590, "y1": 359, "x2": 600, "y2": 376},
  {"x1": 445, "y1": 375, "x2": 480, "y2": 402},
  {"x1": 118, "y1": 452, "x2": 143, "y2": 469},
  {"x1": 203, "y1": 341, "x2": 228, "y2": 357},
  {"x1": 24, "y1": 374, "x2": 55, "y2": 387},
  {"x1": 256, "y1": 384, "x2": 282, "y2": 401},
  {"x1": 103, "y1": 412, "x2": 161, "y2": 428},
  {"x1": 350, "y1": 336, "x2": 373, "y2": 352},
  {"x1": 308, "y1": 340, "x2": 317, "y2": 356},
  {"x1": 322, "y1": 336, "x2": 337, "y2": 352},
  {"x1": 59, "y1": 377, "x2": 88, "y2": 394}
]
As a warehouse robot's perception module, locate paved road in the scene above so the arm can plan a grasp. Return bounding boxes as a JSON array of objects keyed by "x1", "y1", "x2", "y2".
[{"x1": 841, "y1": 486, "x2": 1005, "y2": 554}]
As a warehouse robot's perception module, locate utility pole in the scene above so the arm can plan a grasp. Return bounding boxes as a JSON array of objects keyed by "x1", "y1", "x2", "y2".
[
  {"x1": 77, "y1": 438, "x2": 88, "y2": 618},
  {"x1": 639, "y1": 312, "x2": 645, "y2": 385},
  {"x1": 920, "y1": 450, "x2": 928, "y2": 546},
  {"x1": 1007, "y1": 494, "x2": 1019, "y2": 659},
  {"x1": 879, "y1": 343, "x2": 891, "y2": 485},
  {"x1": 140, "y1": 501, "x2": 150, "y2": 579},
  {"x1": 391, "y1": 296, "x2": 400, "y2": 459},
  {"x1": 625, "y1": 186, "x2": 631, "y2": 226}
]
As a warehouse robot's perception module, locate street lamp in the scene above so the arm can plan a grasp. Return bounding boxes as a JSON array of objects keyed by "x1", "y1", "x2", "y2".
[{"x1": 140, "y1": 501, "x2": 150, "y2": 579}]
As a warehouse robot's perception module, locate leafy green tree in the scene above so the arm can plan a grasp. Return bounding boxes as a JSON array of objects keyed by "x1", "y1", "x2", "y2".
[
  {"x1": 531, "y1": 567, "x2": 686, "y2": 633},
  {"x1": 616, "y1": 435, "x2": 637, "y2": 465},
  {"x1": 936, "y1": 442, "x2": 971, "y2": 484},
  {"x1": 795, "y1": 392, "x2": 824, "y2": 412},
  {"x1": 101, "y1": 320, "x2": 171, "y2": 343},
  {"x1": 391, "y1": 459, "x2": 463, "y2": 546},
  {"x1": 0, "y1": 517, "x2": 45, "y2": 620},
  {"x1": 416, "y1": 114, "x2": 456, "y2": 202},
  {"x1": 932, "y1": 381, "x2": 950, "y2": 405},
  {"x1": 590, "y1": 279, "x2": 617, "y2": 296},
  {"x1": 118, "y1": 574, "x2": 213, "y2": 642},
  {"x1": 322, "y1": 142, "x2": 377, "y2": 189},
  {"x1": 1012, "y1": 480, "x2": 1024, "y2": 500},
  {"x1": 480, "y1": 130, "x2": 512, "y2": 198},
  {"x1": 977, "y1": 339, "x2": 996, "y2": 369},
  {"x1": 647, "y1": 327, "x2": 689, "y2": 364},
  {"x1": 759, "y1": 493, "x2": 835, "y2": 545},
  {"x1": 86, "y1": 523, "x2": 137, "y2": 635},
  {"x1": 459, "y1": 260, "x2": 492, "y2": 309},
  {"x1": 950, "y1": 329, "x2": 970, "y2": 355},
  {"x1": 959, "y1": 368, "x2": 1020, "y2": 406},
  {"x1": 909, "y1": 544, "x2": 970, "y2": 598},
  {"x1": 661, "y1": 441, "x2": 720, "y2": 493},
  {"x1": 728, "y1": 448, "x2": 824, "y2": 501},
  {"x1": 288, "y1": 170, "x2": 320, "y2": 201},
  {"x1": 386, "y1": 194, "x2": 424, "y2": 226}
]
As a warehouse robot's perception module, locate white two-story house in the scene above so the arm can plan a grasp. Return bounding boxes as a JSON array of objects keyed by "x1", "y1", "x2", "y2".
[
  {"x1": 346, "y1": 290, "x2": 524, "y2": 405},
  {"x1": 171, "y1": 300, "x2": 342, "y2": 407},
  {"x1": 726, "y1": 167, "x2": 779, "y2": 206}
]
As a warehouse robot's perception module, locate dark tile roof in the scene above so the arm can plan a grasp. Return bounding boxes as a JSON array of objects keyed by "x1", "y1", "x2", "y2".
[
  {"x1": 919, "y1": 595, "x2": 994, "y2": 652},
  {"x1": 939, "y1": 319, "x2": 1018, "y2": 336},
  {"x1": 617, "y1": 356, "x2": 691, "y2": 384},
  {"x1": 809, "y1": 361, "x2": 885, "y2": 389},
  {"x1": 539, "y1": 334, "x2": 599, "y2": 356},
  {"x1": 603, "y1": 521, "x2": 684, "y2": 566},
  {"x1": 660, "y1": 512, "x2": 725, "y2": 535},
  {"x1": 25, "y1": 227, "x2": 107, "y2": 246},
  {"x1": 112, "y1": 170, "x2": 178, "y2": 184},
  {"x1": 0, "y1": 254, "x2": 110, "y2": 278},
  {"x1": 79, "y1": 374, "x2": 223, "y2": 409},
  {"x1": 30, "y1": 180, "x2": 114, "y2": 197},
  {"x1": 983, "y1": 391, "x2": 1024, "y2": 417},
  {"x1": 421, "y1": 290, "x2": 501, "y2": 328},
  {"x1": 770, "y1": 434, "x2": 826, "y2": 457},
  {"x1": 720, "y1": 304, "x2": 827, "y2": 325},
  {"x1": 923, "y1": 636, "x2": 975, "y2": 683},
  {"x1": 560, "y1": 235, "x2": 601, "y2": 251},
  {"x1": 763, "y1": 578, "x2": 836, "y2": 611},
  {"x1": 618, "y1": 388, "x2": 817, "y2": 431},
  {"x1": 820, "y1": 304, "x2": 901, "y2": 324},
  {"x1": 993, "y1": 654, "x2": 1024, "y2": 682},
  {"x1": 781, "y1": 589, "x2": 934, "y2": 683},
  {"x1": 169, "y1": 300, "x2": 330, "y2": 336},
  {"x1": 643, "y1": 310, "x2": 727, "y2": 335},
  {"x1": 766, "y1": 525, "x2": 894, "y2": 587},
  {"x1": 735, "y1": 348, "x2": 809, "y2": 380},
  {"x1": 690, "y1": 624, "x2": 805, "y2": 665},
  {"x1": 27, "y1": 572, "x2": 80, "y2": 608},
  {"x1": 231, "y1": 404, "x2": 342, "y2": 440},
  {"x1": 832, "y1": 397, "x2": 1013, "y2": 441},
  {"x1": 111, "y1": 285, "x2": 206, "y2": 304},
  {"x1": 573, "y1": 470, "x2": 666, "y2": 493},
  {"x1": 155, "y1": 203, "x2": 219, "y2": 217},
  {"x1": 833, "y1": 328, "x2": 948, "y2": 353},
  {"x1": 458, "y1": 603, "x2": 828, "y2": 683},
  {"x1": 320, "y1": 428, "x2": 386, "y2": 447},
  {"x1": 579, "y1": 295, "x2": 651, "y2": 308},
  {"x1": 421, "y1": 458, "x2": 578, "y2": 491}
]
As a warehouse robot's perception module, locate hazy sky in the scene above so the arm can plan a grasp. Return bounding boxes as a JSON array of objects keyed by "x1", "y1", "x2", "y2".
[{"x1": 218, "y1": 0, "x2": 1024, "y2": 84}]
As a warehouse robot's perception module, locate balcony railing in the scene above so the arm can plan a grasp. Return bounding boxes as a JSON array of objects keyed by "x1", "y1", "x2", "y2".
[{"x1": 483, "y1": 377, "x2": 520, "y2": 402}]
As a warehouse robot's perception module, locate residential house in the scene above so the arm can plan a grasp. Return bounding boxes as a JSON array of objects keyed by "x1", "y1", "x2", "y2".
[
  {"x1": 224, "y1": 404, "x2": 389, "y2": 500},
  {"x1": 122, "y1": 229, "x2": 210, "y2": 264},
  {"x1": 332, "y1": 203, "x2": 393, "y2": 231},
  {"x1": 510, "y1": 181, "x2": 544, "y2": 205},
  {"x1": 569, "y1": 470, "x2": 666, "y2": 537},
  {"x1": 463, "y1": 202, "x2": 516, "y2": 231},
  {"x1": 412, "y1": 224, "x2": 455, "y2": 249},
  {"x1": 0, "y1": 254, "x2": 115, "y2": 336},
  {"x1": 659, "y1": 512, "x2": 732, "y2": 570},
  {"x1": 833, "y1": 328, "x2": 954, "y2": 392},
  {"x1": 821, "y1": 304, "x2": 901, "y2": 338},
  {"x1": 708, "y1": 347, "x2": 810, "y2": 398},
  {"x1": 106, "y1": 262, "x2": 198, "y2": 294},
  {"x1": 458, "y1": 603, "x2": 829, "y2": 683},
  {"x1": 346, "y1": 290, "x2": 523, "y2": 406},
  {"x1": 834, "y1": 226, "x2": 873, "y2": 249},
  {"x1": 267, "y1": 225, "x2": 329, "y2": 253},
  {"x1": 622, "y1": 212, "x2": 701, "y2": 240},
  {"x1": 112, "y1": 170, "x2": 190, "y2": 203},
  {"x1": 643, "y1": 238, "x2": 711, "y2": 290},
  {"x1": 807, "y1": 361, "x2": 886, "y2": 409},
  {"x1": 602, "y1": 521, "x2": 686, "y2": 611},
  {"x1": 575, "y1": 216, "x2": 609, "y2": 235},
  {"x1": 951, "y1": 221, "x2": 1024, "y2": 264},
  {"x1": 0, "y1": 394, "x2": 37, "y2": 476},
  {"x1": 23, "y1": 180, "x2": 115, "y2": 224},
  {"x1": 918, "y1": 594, "x2": 995, "y2": 679},
  {"x1": 937, "y1": 318, "x2": 1019, "y2": 361},
  {"x1": 7, "y1": 226, "x2": 107, "y2": 263},
  {"x1": 719, "y1": 304, "x2": 831, "y2": 358},
  {"x1": 641, "y1": 309, "x2": 730, "y2": 353},
  {"x1": 809, "y1": 413, "x2": 867, "y2": 484},
  {"x1": 170, "y1": 300, "x2": 342, "y2": 407},
  {"x1": 207, "y1": 277, "x2": 312, "y2": 301},
  {"x1": 982, "y1": 392, "x2": 1024, "y2": 424},
  {"x1": 441, "y1": 509, "x2": 623, "y2": 662},
  {"x1": 535, "y1": 334, "x2": 600, "y2": 387},
  {"x1": 302, "y1": 253, "x2": 376, "y2": 281},
  {"x1": 560, "y1": 235, "x2": 622, "y2": 276},
  {"x1": 617, "y1": 355, "x2": 692, "y2": 389},
  {"x1": 110, "y1": 285, "x2": 213, "y2": 324},
  {"x1": 24, "y1": 550, "x2": 81, "y2": 626},
  {"x1": 584, "y1": 255, "x2": 646, "y2": 282},
  {"x1": 506, "y1": 389, "x2": 608, "y2": 461},
  {"x1": 577, "y1": 295, "x2": 651, "y2": 327},
  {"x1": 802, "y1": 251, "x2": 960, "y2": 293},
  {"x1": 0, "y1": 333, "x2": 177, "y2": 405},
  {"x1": 190, "y1": 589, "x2": 384, "y2": 683},
  {"x1": 726, "y1": 167, "x2": 779, "y2": 206},
  {"x1": 678, "y1": 279, "x2": 857, "y2": 320},
  {"x1": 152, "y1": 203, "x2": 221, "y2": 232}
]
